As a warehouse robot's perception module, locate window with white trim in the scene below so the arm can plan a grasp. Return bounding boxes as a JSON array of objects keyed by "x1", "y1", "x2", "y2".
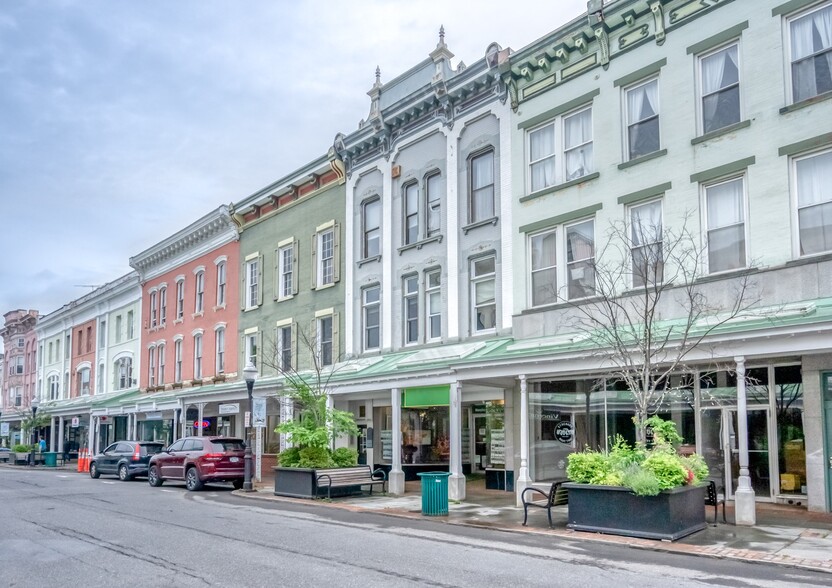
[
  {"x1": 16, "y1": 337, "x2": 23, "y2": 348},
  {"x1": 363, "y1": 198, "x2": 381, "y2": 258},
  {"x1": 278, "y1": 244, "x2": 294, "y2": 299},
  {"x1": 471, "y1": 255, "x2": 496, "y2": 332},
  {"x1": 215, "y1": 328, "x2": 225, "y2": 374},
  {"x1": 704, "y1": 176, "x2": 746, "y2": 272},
  {"x1": 470, "y1": 150, "x2": 495, "y2": 223},
  {"x1": 277, "y1": 325, "x2": 292, "y2": 372},
  {"x1": 426, "y1": 270, "x2": 442, "y2": 341},
  {"x1": 216, "y1": 261, "x2": 226, "y2": 307},
  {"x1": 630, "y1": 200, "x2": 664, "y2": 287},
  {"x1": 174, "y1": 340, "x2": 183, "y2": 383},
  {"x1": 404, "y1": 183, "x2": 419, "y2": 245},
  {"x1": 566, "y1": 219, "x2": 596, "y2": 299},
  {"x1": 698, "y1": 43, "x2": 740, "y2": 134},
  {"x1": 246, "y1": 258, "x2": 259, "y2": 309},
  {"x1": 245, "y1": 333, "x2": 258, "y2": 368},
  {"x1": 127, "y1": 311, "x2": 134, "y2": 339},
  {"x1": 175, "y1": 280, "x2": 184, "y2": 319},
  {"x1": 48, "y1": 374, "x2": 60, "y2": 400},
  {"x1": 403, "y1": 276, "x2": 419, "y2": 344},
  {"x1": 529, "y1": 229, "x2": 557, "y2": 307},
  {"x1": 157, "y1": 345, "x2": 165, "y2": 385},
  {"x1": 99, "y1": 320, "x2": 106, "y2": 348},
  {"x1": 115, "y1": 316, "x2": 122, "y2": 343},
  {"x1": 195, "y1": 271, "x2": 205, "y2": 313},
  {"x1": 116, "y1": 357, "x2": 132, "y2": 390},
  {"x1": 363, "y1": 286, "x2": 380, "y2": 351},
  {"x1": 14, "y1": 355, "x2": 23, "y2": 374},
  {"x1": 78, "y1": 366, "x2": 90, "y2": 396},
  {"x1": 795, "y1": 148, "x2": 832, "y2": 255},
  {"x1": 193, "y1": 334, "x2": 203, "y2": 380},
  {"x1": 625, "y1": 78, "x2": 660, "y2": 160},
  {"x1": 318, "y1": 229, "x2": 334, "y2": 286},
  {"x1": 149, "y1": 291, "x2": 158, "y2": 328},
  {"x1": 159, "y1": 287, "x2": 167, "y2": 325},
  {"x1": 426, "y1": 173, "x2": 442, "y2": 237},
  {"x1": 97, "y1": 363, "x2": 104, "y2": 393},
  {"x1": 788, "y1": 2, "x2": 832, "y2": 103},
  {"x1": 318, "y1": 316, "x2": 333, "y2": 366},
  {"x1": 528, "y1": 106, "x2": 594, "y2": 194},
  {"x1": 148, "y1": 347, "x2": 156, "y2": 387}
]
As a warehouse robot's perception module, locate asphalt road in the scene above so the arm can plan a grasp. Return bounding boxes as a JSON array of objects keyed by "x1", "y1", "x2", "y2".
[{"x1": 0, "y1": 467, "x2": 828, "y2": 588}]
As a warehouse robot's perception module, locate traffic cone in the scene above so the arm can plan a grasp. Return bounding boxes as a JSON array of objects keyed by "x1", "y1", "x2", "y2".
[
  {"x1": 77, "y1": 449, "x2": 83, "y2": 473},
  {"x1": 83, "y1": 449, "x2": 90, "y2": 473}
]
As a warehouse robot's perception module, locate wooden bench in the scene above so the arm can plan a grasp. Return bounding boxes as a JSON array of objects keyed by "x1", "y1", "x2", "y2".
[
  {"x1": 315, "y1": 466, "x2": 387, "y2": 500},
  {"x1": 705, "y1": 480, "x2": 726, "y2": 524},
  {"x1": 521, "y1": 480, "x2": 568, "y2": 528}
]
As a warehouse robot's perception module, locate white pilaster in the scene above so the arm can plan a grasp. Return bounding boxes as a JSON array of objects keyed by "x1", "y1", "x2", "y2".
[
  {"x1": 445, "y1": 127, "x2": 460, "y2": 341},
  {"x1": 58, "y1": 416, "x2": 64, "y2": 453},
  {"x1": 734, "y1": 356, "x2": 756, "y2": 525},
  {"x1": 516, "y1": 375, "x2": 532, "y2": 506},
  {"x1": 381, "y1": 165, "x2": 393, "y2": 350},
  {"x1": 197, "y1": 403, "x2": 204, "y2": 437},
  {"x1": 498, "y1": 106, "x2": 513, "y2": 331},
  {"x1": 389, "y1": 387, "x2": 405, "y2": 495},
  {"x1": 344, "y1": 173, "x2": 356, "y2": 357},
  {"x1": 449, "y1": 381, "x2": 466, "y2": 501}
]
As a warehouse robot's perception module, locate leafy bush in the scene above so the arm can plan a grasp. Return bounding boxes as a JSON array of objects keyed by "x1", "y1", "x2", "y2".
[
  {"x1": 13, "y1": 444, "x2": 31, "y2": 453},
  {"x1": 277, "y1": 447, "x2": 301, "y2": 467},
  {"x1": 566, "y1": 418, "x2": 708, "y2": 496},
  {"x1": 298, "y1": 446, "x2": 333, "y2": 469},
  {"x1": 331, "y1": 447, "x2": 358, "y2": 468}
]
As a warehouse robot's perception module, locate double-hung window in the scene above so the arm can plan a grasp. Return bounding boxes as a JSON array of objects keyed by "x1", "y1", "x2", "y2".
[
  {"x1": 318, "y1": 229, "x2": 335, "y2": 286},
  {"x1": 116, "y1": 358, "x2": 132, "y2": 390},
  {"x1": 788, "y1": 2, "x2": 832, "y2": 103},
  {"x1": 425, "y1": 270, "x2": 442, "y2": 340},
  {"x1": 470, "y1": 150, "x2": 495, "y2": 223},
  {"x1": 245, "y1": 333, "x2": 258, "y2": 368},
  {"x1": 215, "y1": 328, "x2": 225, "y2": 374},
  {"x1": 195, "y1": 271, "x2": 205, "y2": 313},
  {"x1": 426, "y1": 173, "x2": 442, "y2": 236},
  {"x1": 363, "y1": 199, "x2": 381, "y2": 258},
  {"x1": 78, "y1": 367, "x2": 90, "y2": 396},
  {"x1": 403, "y1": 277, "x2": 418, "y2": 344},
  {"x1": 699, "y1": 43, "x2": 740, "y2": 134},
  {"x1": 529, "y1": 229, "x2": 558, "y2": 306},
  {"x1": 363, "y1": 286, "x2": 380, "y2": 351},
  {"x1": 277, "y1": 325, "x2": 292, "y2": 372},
  {"x1": 193, "y1": 334, "x2": 203, "y2": 380},
  {"x1": 98, "y1": 321, "x2": 106, "y2": 348},
  {"x1": 175, "y1": 281, "x2": 184, "y2": 320},
  {"x1": 246, "y1": 258, "x2": 259, "y2": 309},
  {"x1": 795, "y1": 148, "x2": 832, "y2": 255},
  {"x1": 159, "y1": 287, "x2": 167, "y2": 325},
  {"x1": 148, "y1": 347, "x2": 156, "y2": 387},
  {"x1": 630, "y1": 200, "x2": 664, "y2": 287},
  {"x1": 278, "y1": 244, "x2": 294, "y2": 299},
  {"x1": 149, "y1": 291, "x2": 158, "y2": 328},
  {"x1": 704, "y1": 177, "x2": 746, "y2": 272},
  {"x1": 174, "y1": 340, "x2": 183, "y2": 383},
  {"x1": 566, "y1": 220, "x2": 596, "y2": 299},
  {"x1": 625, "y1": 78, "x2": 660, "y2": 160},
  {"x1": 318, "y1": 316, "x2": 334, "y2": 366},
  {"x1": 528, "y1": 107, "x2": 594, "y2": 194},
  {"x1": 48, "y1": 375, "x2": 60, "y2": 400},
  {"x1": 404, "y1": 183, "x2": 419, "y2": 245},
  {"x1": 216, "y1": 261, "x2": 226, "y2": 307},
  {"x1": 471, "y1": 255, "x2": 496, "y2": 332},
  {"x1": 156, "y1": 346, "x2": 165, "y2": 385}
]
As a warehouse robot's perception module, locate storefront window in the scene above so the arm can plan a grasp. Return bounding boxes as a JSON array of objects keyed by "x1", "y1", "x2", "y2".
[
  {"x1": 774, "y1": 365, "x2": 805, "y2": 494},
  {"x1": 472, "y1": 402, "x2": 504, "y2": 469},
  {"x1": 139, "y1": 420, "x2": 171, "y2": 443},
  {"x1": 402, "y1": 407, "x2": 449, "y2": 464}
]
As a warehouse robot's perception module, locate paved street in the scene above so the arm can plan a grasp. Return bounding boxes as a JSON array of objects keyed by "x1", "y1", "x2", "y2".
[{"x1": 1, "y1": 467, "x2": 829, "y2": 587}]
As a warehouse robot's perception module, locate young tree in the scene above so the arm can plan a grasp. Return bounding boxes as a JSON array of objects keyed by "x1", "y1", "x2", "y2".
[{"x1": 562, "y1": 212, "x2": 759, "y2": 443}]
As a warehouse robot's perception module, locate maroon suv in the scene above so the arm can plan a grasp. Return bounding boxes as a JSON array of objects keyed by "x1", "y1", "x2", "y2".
[{"x1": 147, "y1": 436, "x2": 246, "y2": 491}]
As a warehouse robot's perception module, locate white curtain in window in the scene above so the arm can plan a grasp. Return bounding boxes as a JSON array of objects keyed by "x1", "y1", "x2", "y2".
[
  {"x1": 702, "y1": 46, "x2": 737, "y2": 124},
  {"x1": 707, "y1": 178, "x2": 744, "y2": 229},
  {"x1": 472, "y1": 153, "x2": 494, "y2": 189},
  {"x1": 564, "y1": 110, "x2": 593, "y2": 179},
  {"x1": 627, "y1": 80, "x2": 658, "y2": 123},
  {"x1": 631, "y1": 201, "x2": 662, "y2": 246},
  {"x1": 791, "y1": 6, "x2": 832, "y2": 100},
  {"x1": 529, "y1": 126, "x2": 555, "y2": 189},
  {"x1": 797, "y1": 151, "x2": 832, "y2": 206}
]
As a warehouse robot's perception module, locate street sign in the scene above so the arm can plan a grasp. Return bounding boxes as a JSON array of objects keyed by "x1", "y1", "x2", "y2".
[
  {"x1": 252, "y1": 397, "x2": 266, "y2": 428},
  {"x1": 219, "y1": 403, "x2": 239, "y2": 415},
  {"x1": 71, "y1": 417, "x2": 80, "y2": 428}
]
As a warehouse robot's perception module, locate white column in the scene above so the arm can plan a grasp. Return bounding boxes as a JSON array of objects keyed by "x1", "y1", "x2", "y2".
[
  {"x1": 449, "y1": 381, "x2": 466, "y2": 501},
  {"x1": 516, "y1": 375, "x2": 531, "y2": 506},
  {"x1": 445, "y1": 129, "x2": 460, "y2": 341},
  {"x1": 389, "y1": 387, "x2": 405, "y2": 495},
  {"x1": 326, "y1": 394, "x2": 335, "y2": 450},
  {"x1": 197, "y1": 403, "x2": 204, "y2": 437},
  {"x1": 734, "y1": 356, "x2": 756, "y2": 525},
  {"x1": 498, "y1": 106, "x2": 513, "y2": 331},
  {"x1": 280, "y1": 397, "x2": 293, "y2": 451},
  {"x1": 381, "y1": 165, "x2": 393, "y2": 350},
  {"x1": 344, "y1": 173, "x2": 356, "y2": 357},
  {"x1": 49, "y1": 417, "x2": 56, "y2": 452},
  {"x1": 58, "y1": 417, "x2": 65, "y2": 453}
]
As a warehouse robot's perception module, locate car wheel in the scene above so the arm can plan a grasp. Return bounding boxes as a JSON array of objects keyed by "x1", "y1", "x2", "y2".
[
  {"x1": 232, "y1": 479, "x2": 244, "y2": 490},
  {"x1": 118, "y1": 464, "x2": 131, "y2": 481},
  {"x1": 148, "y1": 465, "x2": 163, "y2": 487},
  {"x1": 89, "y1": 462, "x2": 100, "y2": 479},
  {"x1": 185, "y1": 467, "x2": 203, "y2": 491}
]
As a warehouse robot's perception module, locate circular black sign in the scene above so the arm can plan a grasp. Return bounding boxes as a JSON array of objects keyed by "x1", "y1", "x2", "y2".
[{"x1": 555, "y1": 421, "x2": 573, "y2": 444}]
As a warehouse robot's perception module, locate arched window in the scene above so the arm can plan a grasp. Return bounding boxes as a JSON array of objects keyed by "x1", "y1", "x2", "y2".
[{"x1": 115, "y1": 357, "x2": 133, "y2": 390}]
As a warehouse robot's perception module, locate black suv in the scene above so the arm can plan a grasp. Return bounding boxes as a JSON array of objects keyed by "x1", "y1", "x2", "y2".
[{"x1": 90, "y1": 441, "x2": 165, "y2": 481}]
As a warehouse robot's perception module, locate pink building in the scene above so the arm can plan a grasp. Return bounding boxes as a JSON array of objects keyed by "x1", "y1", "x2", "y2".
[
  {"x1": 1, "y1": 309, "x2": 39, "y2": 444},
  {"x1": 69, "y1": 318, "x2": 96, "y2": 397}
]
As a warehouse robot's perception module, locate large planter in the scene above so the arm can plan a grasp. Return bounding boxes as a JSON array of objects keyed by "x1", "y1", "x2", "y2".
[
  {"x1": 564, "y1": 482, "x2": 707, "y2": 541},
  {"x1": 273, "y1": 467, "x2": 318, "y2": 499}
]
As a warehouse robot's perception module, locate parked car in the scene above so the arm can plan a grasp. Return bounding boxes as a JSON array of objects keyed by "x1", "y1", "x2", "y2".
[
  {"x1": 147, "y1": 436, "x2": 246, "y2": 491},
  {"x1": 89, "y1": 441, "x2": 165, "y2": 481}
]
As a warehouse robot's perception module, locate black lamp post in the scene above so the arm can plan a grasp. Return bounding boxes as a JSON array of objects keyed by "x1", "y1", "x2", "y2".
[
  {"x1": 242, "y1": 361, "x2": 258, "y2": 492},
  {"x1": 29, "y1": 397, "x2": 39, "y2": 466}
]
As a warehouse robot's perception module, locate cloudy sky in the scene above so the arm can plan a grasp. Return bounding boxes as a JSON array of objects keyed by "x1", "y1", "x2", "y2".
[{"x1": 0, "y1": 0, "x2": 587, "y2": 326}]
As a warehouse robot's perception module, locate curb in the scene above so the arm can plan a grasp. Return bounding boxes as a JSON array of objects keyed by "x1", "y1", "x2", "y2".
[{"x1": 230, "y1": 489, "x2": 832, "y2": 575}]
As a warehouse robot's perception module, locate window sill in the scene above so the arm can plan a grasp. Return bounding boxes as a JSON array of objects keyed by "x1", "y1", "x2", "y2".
[
  {"x1": 618, "y1": 149, "x2": 668, "y2": 170},
  {"x1": 275, "y1": 294, "x2": 295, "y2": 303},
  {"x1": 521, "y1": 296, "x2": 605, "y2": 314},
  {"x1": 785, "y1": 251, "x2": 832, "y2": 268},
  {"x1": 173, "y1": 318, "x2": 184, "y2": 325},
  {"x1": 314, "y1": 282, "x2": 336, "y2": 291},
  {"x1": 691, "y1": 120, "x2": 751, "y2": 145},
  {"x1": 780, "y1": 91, "x2": 832, "y2": 115},
  {"x1": 519, "y1": 172, "x2": 601, "y2": 203},
  {"x1": 462, "y1": 217, "x2": 498, "y2": 234},
  {"x1": 694, "y1": 266, "x2": 758, "y2": 285},
  {"x1": 192, "y1": 311, "x2": 204, "y2": 319},
  {"x1": 621, "y1": 282, "x2": 674, "y2": 297},
  {"x1": 243, "y1": 306, "x2": 260, "y2": 313},
  {"x1": 357, "y1": 255, "x2": 381, "y2": 268},
  {"x1": 213, "y1": 303, "x2": 227, "y2": 311},
  {"x1": 398, "y1": 234, "x2": 444, "y2": 254}
]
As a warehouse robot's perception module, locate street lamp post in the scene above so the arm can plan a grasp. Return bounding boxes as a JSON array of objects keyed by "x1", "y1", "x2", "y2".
[
  {"x1": 242, "y1": 361, "x2": 258, "y2": 492},
  {"x1": 29, "y1": 397, "x2": 40, "y2": 466}
]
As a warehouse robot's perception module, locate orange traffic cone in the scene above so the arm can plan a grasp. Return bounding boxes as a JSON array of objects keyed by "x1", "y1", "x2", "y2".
[
  {"x1": 77, "y1": 449, "x2": 83, "y2": 473},
  {"x1": 83, "y1": 449, "x2": 90, "y2": 473}
]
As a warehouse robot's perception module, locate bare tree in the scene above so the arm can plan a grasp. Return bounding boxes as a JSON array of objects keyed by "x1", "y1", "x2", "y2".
[{"x1": 563, "y1": 212, "x2": 760, "y2": 443}]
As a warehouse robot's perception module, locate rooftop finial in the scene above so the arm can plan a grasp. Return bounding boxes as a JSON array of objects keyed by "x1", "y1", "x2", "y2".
[
  {"x1": 375, "y1": 66, "x2": 381, "y2": 85},
  {"x1": 439, "y1": 25, "x2": 445, "y2": 43}
]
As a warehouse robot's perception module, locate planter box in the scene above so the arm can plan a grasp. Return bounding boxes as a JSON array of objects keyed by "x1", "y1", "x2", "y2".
[
  {"x1": 564, "y1": 482, "x2": 707, "y2": 541},
  {"x1": 273, "y1": 467, "x2": 318, "y2": 499}
]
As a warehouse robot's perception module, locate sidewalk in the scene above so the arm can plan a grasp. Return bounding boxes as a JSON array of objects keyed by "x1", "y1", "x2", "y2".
[{"x1": 237, "y1": 477, "x2": 832, "y2": 575}]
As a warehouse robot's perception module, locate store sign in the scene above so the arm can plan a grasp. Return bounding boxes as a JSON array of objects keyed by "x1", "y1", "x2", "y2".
[
  {"x1": 194, "y1": 420, "x2": 210, "y2": 429},
  {"x1": 0, "y1": 423, "x2": 9, "y2": 436},
  {"x1": 252, "y1": 397, "x2": 266, "y2": 428},
  {"x1": 490, "y1": 429, "x2": 506, "y2": 466},
  {"x1": 402, "y1": 385, "x2": 450, "y2": 408},
  {"x1": 71, "y1": 417, "x2": 80, "y2": 428},
  {"x1": 555, "y1": 421, "x2": 574, "y2": 444},
  {"x1": 219, "y1": 403, "x2": 240, "y2": 415},
  {"x1": 145, "y1": 412, "x2": 163, "y2": 421}
]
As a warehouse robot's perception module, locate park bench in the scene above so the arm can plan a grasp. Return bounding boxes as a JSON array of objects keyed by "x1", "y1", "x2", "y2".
[
  {"x1": 705, "y1": 480, "x2": 727, "y2": 524},
  {"x1": 315, "y1": 466, "x2": 387, "y2": 500},
  {"x1": 521, "y1": 480, "x2": 569, "y2": 528}
]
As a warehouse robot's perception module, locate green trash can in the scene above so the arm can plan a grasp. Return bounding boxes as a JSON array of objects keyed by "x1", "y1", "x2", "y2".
[
  {"x1": 44, "y1": 452, "x2": 58, "y2": 467},
  {"x1": 417, "y1": 472, "x2": 452, "y2": 516}
]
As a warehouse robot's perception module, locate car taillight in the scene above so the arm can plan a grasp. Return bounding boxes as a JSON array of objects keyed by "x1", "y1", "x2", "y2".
[
  {"x1": 132, "y1": 446, "x2": 141, "y2": 461},
  {"x1": 203, "y1": 453, "x2": 224, "y2": 461}
]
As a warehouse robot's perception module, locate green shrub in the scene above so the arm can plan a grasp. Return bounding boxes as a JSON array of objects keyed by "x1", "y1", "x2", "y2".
[
  {"x1": 608, "y1": 434, "x2": 645, "y2": 470},
  {"x1": 621, "y1": 464, "x2": 661, "y2": 496},
  {"x1": 13, "y1": 444, "x2": 31, "y2": 453},
  {"x1": 681, "y1": 453, "x2": 709, "y2": 484},
  {"x1": 566, "y1": 450, "x2": 610, "y2": 484},
  {"x1": 298, "y1": 446, "x2": 333, "y2": 469},
  {"x1": 331, "y1": 447, "x2": 358, "y2": 468},
  {"x1": 642, "y1": 451, "x2": 687, "y2": 490},
  {"x1": 277, "y1": 447, "x2": 301, "y2": 467}
]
